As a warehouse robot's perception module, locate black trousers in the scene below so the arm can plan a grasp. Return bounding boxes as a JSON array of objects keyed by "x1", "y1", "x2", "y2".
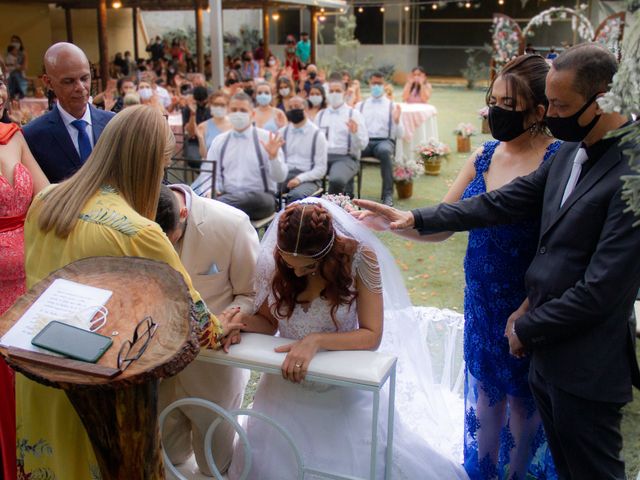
[
  {"x1": 529, "y1": 367, "x2": 626, "y2": 480},
  {"x1": 217, "y1": 191, "x2": 276, "y2": 221}
]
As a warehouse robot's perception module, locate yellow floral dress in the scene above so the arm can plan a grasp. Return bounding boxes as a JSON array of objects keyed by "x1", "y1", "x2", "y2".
[{"x1": 16, "y1": 185, "x2": 222, "y2": 480}]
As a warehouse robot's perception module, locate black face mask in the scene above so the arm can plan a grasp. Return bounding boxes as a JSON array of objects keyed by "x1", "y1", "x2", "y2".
[
  {"x1": 544, "y1": 93, "x2": 601, "y2": 142},
  {"x1": 488, "y1": 106, "x2": 528, "y2": 142},
  {"x1": 308, "y1": 71, "x2": 317, "y2": 80},
  {"x1": 225, "y1": 78, "x2": 238, "y2": 87},
  {"x1": 286, "y1": 108, "x2": 305, "y2": 124},
  {"x1": 244, "y1": 88, "x2": 254, "y2": 97}
]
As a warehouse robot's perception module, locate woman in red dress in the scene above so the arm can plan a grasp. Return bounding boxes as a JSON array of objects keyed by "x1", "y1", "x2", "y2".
[{"x1": 0, "y1": 59, "x2": 48, "y2": 480}]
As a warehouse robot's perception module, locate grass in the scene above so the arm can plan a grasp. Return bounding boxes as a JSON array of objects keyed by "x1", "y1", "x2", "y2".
[{"x1": 245, "y1": 85, "x2": 640, "y2": 477}]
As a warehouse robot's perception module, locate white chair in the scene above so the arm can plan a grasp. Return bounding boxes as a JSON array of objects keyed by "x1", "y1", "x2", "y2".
[{"x1": 160, "y1": 333, "x2": 398, "y2": 480}]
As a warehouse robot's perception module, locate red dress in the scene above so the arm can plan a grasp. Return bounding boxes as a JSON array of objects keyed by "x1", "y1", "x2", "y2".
[{"x1": 0, "y1": 122, "x2": 31, "y2": 480}]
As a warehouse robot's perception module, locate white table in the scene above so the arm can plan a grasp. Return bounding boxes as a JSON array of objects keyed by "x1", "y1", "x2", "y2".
[
  {"x1": 160, "y1": 333, "x2": 397, "y2": 480},
  {"x1": 395, "y1": 102, "x2": 439, "y2": 164}
]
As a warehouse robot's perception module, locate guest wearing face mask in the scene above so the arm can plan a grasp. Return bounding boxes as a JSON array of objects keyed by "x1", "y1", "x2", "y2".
[
  {"x1": 263, "y1": 54, "x2": 280, "y2": 84},
  {"x1": 275, "y1": 76, "x2": 295, "y2": 112},
  {"x1": 138, "y1": 80, "x2": 167, "y2": 115},
  {"x1": 306, "y1": 83, "x2": 326, "y2": 122},
  {"x1": 284, "y1": 35, "x2": 301, "y2": 81},
  {"x1": 254, "y1": 82, "x2": 287, "y2": 133},
  {"x1": 299, "y1": 64, "x2": 319, "y2": 97},
  {"x1": 206, "y1": 92, "x2": 287, "y2": 219},
  {"x1": 182, "y1": 86, "x2": 212, "y2": 167},
  {"x1": 356, "y1": 72, "x2": 403, "y2": 206},
  {"x1": 223, "y1": 70, "x2": 243, "y2": 97},
  {"x1": 279, "y1": 95, "x2": 328, "y2": 202},
  {"x1": 240, "y1": 51, "x2": 260, "y2": 80},
  {"x1": 191, "y1": 92, "x2": 232, "y2": 196},
  {"x1": 314, "y1": 74, "x2": 368, "y2": 195}
]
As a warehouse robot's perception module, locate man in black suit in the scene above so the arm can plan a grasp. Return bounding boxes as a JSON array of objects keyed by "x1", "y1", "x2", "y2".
[
  {"x1": 23, "y1": 43, "x2": 114, "y2": 183},
  {"x1": 356, "y1": 44, "x2": 640, "y2": 479}
]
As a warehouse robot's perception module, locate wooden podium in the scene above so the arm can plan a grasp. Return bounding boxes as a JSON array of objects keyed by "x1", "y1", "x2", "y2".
[{"x1": 0, "y1": 257, "x2": 200, "y2": 480}]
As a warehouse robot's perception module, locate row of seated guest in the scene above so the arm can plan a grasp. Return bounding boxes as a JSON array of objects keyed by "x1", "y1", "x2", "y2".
[{"x1": 189, "y1": 71, "x2": 403, "y2": 222}]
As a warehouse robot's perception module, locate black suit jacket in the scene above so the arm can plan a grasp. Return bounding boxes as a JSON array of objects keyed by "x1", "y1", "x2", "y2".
[
  {"x1": 413, "y1": 137, "x2": 640, "y2": 403},
  {"x1": 22, "y1": 104, "x2": 114, "y2": 183}
]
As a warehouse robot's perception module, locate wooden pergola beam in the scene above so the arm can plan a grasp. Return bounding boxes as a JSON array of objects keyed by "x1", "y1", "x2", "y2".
[
  {"x1": 195, "y1": 5, "x2": 205, "y2": 72},
  {"x1": 65, "y1": 7, "x2": 73, "y2": 43},
  {"x1": 96, "y1": 0, "x2": 109, "y2": 90}
]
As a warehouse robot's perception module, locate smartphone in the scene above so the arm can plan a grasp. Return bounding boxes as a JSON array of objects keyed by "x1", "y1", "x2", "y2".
[{"x1": 31, "y1": 321, "x2": 113, "y2": 363}]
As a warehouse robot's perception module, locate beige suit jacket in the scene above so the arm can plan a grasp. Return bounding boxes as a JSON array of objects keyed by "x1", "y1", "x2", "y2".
[{"x1": 176, "y1": 189, "x2": 259, "y2": 314}]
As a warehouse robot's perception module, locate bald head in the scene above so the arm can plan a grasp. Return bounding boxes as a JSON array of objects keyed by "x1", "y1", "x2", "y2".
[{"x1": 43, "y1": 42, "x2": 91, "y2": 119}]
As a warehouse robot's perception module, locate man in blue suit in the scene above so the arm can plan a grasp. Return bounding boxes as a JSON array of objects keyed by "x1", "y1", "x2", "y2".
[{"x1": 23, "y1": 42, "x2": 114, "y2": 183}]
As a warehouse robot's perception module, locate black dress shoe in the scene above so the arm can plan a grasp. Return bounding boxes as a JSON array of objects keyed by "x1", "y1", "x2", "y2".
[{"x1": 382, "y1": 195, "x2": 394, "y2": 207}]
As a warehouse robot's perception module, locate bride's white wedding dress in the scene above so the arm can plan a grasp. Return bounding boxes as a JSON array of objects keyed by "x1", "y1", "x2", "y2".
[{"x1": 227, "y1": 198, "x2": 467, "y2": 480}]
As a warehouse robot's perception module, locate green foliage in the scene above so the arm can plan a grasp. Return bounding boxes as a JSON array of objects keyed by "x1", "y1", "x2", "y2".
[
  {"x1": 460, "y1": 46, "x2": 490, "y2": 90},
  {"x1": 163, "y1": 28, "x2": 196, "y2": 53},
  {"x1": 223, "y1": 25, "x2": 261, "y2": 59},
  {"x1": 325, "y1": 13, "x2": 373, "y2": 80}
]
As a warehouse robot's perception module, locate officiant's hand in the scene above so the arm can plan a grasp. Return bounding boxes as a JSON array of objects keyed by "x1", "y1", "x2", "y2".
[
  {"x1": 260, "y1": 132, "x2": 285, "y2": 160},
  {"x1": 353, "y1": 199, "x2": 415, "y2": 230},
  {"x1": 275, "y1": 334, "x2": 320, "y2": 383}
]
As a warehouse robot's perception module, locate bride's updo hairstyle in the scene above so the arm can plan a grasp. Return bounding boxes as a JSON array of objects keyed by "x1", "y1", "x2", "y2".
[{"x1": 273, "y1": 202, "x2": 358, "y2": 327}]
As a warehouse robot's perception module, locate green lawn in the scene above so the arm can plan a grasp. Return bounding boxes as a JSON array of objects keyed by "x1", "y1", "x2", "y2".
[{"x1": 357, "y1": 85, "x2": 639, "y2": 478}]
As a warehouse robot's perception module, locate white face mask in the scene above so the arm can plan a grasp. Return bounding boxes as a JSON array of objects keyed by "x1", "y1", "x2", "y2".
[
  {"x1": 138, "y1": 88, "x2": 153, "y2": 100},
  {"x1": 327, "y1": 92, "x2": 344, "y2": 109},
  {"x1": 279, "y1": 87, "x2": 291, "y2": 97},
  {"x1": 308, "y1": 95, "x2": 323, "y2": 107},
  {"x1": 211, "y1": 106, "x2": 226, "y2": 118},
  {"x1": 268, "y1": 59, "x2": 277, "y2": 66},
  {"x1": 228, "y1": 111, "x2": 251, "y2": 131}
]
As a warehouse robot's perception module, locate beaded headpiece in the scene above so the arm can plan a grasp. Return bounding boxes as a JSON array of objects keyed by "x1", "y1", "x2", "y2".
[{"x1": 276, "y1": 205, "x2": 336, "y2": 259}]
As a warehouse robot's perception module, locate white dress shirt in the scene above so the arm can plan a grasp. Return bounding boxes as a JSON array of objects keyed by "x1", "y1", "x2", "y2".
[
  {"x1": 208, "y1": 126, "x2": 288, "y2": 194},
  {"x1": 155, "y1": 85, "x2": 172, "y2": 108},
  {"x1": 356, "y1": 96, "x2": 404, "y2": 140},
  {"x1": 57, "y1": 103, "x2": 94, "y2": 156},
  {"x1": 279, "y1": 120, "x2": 328, "y2": 183},
  {"x1": 315, "y1": 104, "x2": 369, "y2": 157}
]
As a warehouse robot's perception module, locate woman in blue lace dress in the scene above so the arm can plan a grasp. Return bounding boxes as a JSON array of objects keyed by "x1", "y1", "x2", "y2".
[{"x1": 355, "y1": 55, "x2": 560, "y2": 479}]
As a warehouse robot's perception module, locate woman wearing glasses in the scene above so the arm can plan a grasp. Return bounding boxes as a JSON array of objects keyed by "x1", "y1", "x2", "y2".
[{"x1": 16, "y1": 105, "x2": 240, "y2": 480}]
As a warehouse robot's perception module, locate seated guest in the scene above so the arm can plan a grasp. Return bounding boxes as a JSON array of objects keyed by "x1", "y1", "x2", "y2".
[
  {"x1": 156, "y1": 184, "x2": 259, "y2": 476},
  {"x1": 138, "y1": 80, "x2": 167, "y2": 115},
  {"x1": 345, "y1": 79, "x2": 362, "y2": 107},
  {"x1": 18, "y1": 105, "x2": 240, "y2": 480},
  {"x1": 299, "y1": 63, "x2": 319, "y2": 97},
  {"x1": 357, "y1": 72, "x2": 403, "y2": 206},
  {"x1": 280, "y1": 96, "x2": 328, "y2": 202},
  {"x1": 314, "y1": 74, "x2": 368, "y2": 194},
  {"x1": 275, "y1": 76, "x2": 295, "y2": 112},
  {"x1": 23, "y1": 42, "x2": 114, "y2": 183},
  {"x1": 122, "y1": 92, "x2": 140, "y2": 108},
  {"x1": 306, "y1": 82, "x2": 326, "y2": 123},
  {"x1": 111, "y1": 77, "x2": 136, "y2": 113},
  {"x1": 254, "y1": 82, "x2": 287, "y2": 133},
  {"x1": 140, "y1": 70, "x2": 172, "y2": 110},
  {"x1": 182, "y1": 86, "x2": 211, "y2": 167},
  {"x1": 402, "y1": 66, "x2": 432, "y2": 104},
  {"x1": 207, "y1": 92, "x2": 287, "y2": 219}
]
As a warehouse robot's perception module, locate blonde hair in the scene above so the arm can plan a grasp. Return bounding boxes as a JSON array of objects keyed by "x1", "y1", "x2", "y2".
[
  {"x1": 38, "y1": 105, "x2": 175, "y2": 237},
  {"x1": 123, "y1": 92, "x2": 141, "y2": 107}
]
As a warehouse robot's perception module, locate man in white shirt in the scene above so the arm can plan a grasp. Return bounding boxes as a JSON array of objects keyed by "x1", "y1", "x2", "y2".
[
  {"x1": 156, "y1": 184, "x2": 259, "y2": 476},
  {"x1": 207, "y1": 92, "x2": 288, "y2": 219},
  {"x1": 315, "y1": 74, "x2": 369, "y2": 195},
  {"x1": 140, "y1": 70, "x2": 172, "y2": 109},
  {"x1": 280, "y1": 96, "x2": 328, "y2": 202},
  {"x1": 357, "y1": 71, "x2": 403, "y2": 206}
]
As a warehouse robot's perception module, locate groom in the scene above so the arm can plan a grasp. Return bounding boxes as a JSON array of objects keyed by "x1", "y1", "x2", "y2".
[{"x1": 356, "y1": 43, "x2": 640, "y2": 479}]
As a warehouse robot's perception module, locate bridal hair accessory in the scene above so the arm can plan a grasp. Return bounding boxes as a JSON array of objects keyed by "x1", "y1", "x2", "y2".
[{"x1": 277, "y1": 203, "x2": 336, "y2": 259}]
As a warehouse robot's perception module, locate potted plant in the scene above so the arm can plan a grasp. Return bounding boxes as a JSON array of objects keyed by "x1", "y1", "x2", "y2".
[
  {"x1": 453, "y1": 122, "x2": 477, "y2": 153},
  {"x1": 478, "y1": 106, "x2": 491, "y2": 134},
  {"x1": 392, "y1": 159, "x2": 423, "y2": 199},
  {"x1": 417, "y1": 139, "x2": 450, "y2": 176}
]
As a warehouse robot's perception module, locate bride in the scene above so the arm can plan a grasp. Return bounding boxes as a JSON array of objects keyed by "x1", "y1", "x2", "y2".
[{"x1": 227, "y1": 198, "x2": 467, "y2": 479}]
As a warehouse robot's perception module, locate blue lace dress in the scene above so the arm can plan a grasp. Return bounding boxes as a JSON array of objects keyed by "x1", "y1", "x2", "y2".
[{"x1": 461, "y1": 140, "x2": 560, "y2": 480}]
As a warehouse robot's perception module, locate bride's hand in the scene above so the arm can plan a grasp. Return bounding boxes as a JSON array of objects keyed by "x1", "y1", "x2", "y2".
[{"x1": 275, "y1": 335, "x2": 319, "y2": 383}]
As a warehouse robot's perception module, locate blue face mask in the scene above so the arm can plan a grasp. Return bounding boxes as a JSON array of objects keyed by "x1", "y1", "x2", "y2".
[
  {"x1": 256, "y1": 93, "x2": 272, "y2": 106},
  {"x1": 371, "y1": 84, "x2": 385, "y2": 98}
]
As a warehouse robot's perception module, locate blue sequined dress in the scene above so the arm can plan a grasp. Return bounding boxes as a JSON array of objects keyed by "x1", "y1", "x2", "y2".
[{"x1": 461, "y1": 140, "x2": 560, "y2": 480}]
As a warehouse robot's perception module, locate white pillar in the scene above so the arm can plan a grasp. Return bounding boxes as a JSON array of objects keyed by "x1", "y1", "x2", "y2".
[{"x1": 209, "y1": 0, "x2": 224, "y2": 90}]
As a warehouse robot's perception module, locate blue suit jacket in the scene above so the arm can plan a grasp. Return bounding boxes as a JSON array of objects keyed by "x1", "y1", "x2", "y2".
[{"x1": 23, "y1": 104, "x2": 115, "y2": 183}]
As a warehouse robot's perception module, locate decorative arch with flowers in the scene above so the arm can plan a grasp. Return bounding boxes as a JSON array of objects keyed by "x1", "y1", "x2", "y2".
[{"x1": 522, "y1": 6, "x2": 595, "y2": 43}]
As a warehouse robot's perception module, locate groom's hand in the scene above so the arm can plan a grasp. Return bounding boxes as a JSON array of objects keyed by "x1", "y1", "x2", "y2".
[
  {"x1": 353, "y1": 199, "x2": 415, "y2": 230},
  {"x1": 505, "y1": 301, "x2": 528, "y2": 358}
]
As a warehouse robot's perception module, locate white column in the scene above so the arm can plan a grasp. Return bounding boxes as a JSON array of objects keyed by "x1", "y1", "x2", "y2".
[{"x1": 209, "y1": 0, "x2": 224, "y2": 90}]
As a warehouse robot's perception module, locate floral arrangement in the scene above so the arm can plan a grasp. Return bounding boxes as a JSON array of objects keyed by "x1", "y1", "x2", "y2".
[
  {"x1": 393, "y1": 159, "x2": 423, "y2": 183},
  {"x1": 598, "y1": 0, "x2": 640, "y2": 223},
  {"x1": 321, "y1": 193, "x2": 356, "y2": 212},
  {"x1": 522, "y1": 7, "x2": 594, "y2": 42},
  {"x1": 594, "y1": 15, "x2": 624, "y2": 57},
  {"x1": 453, "y1": 123, "x2": 477, "y2": 138},
  {"x1": 491, "y1": 16, "x2": 521, "y2": 65},
  {"x1": 417, "y1": 139, "x2": 451, "y2": 163},
  {"x1": 478, "y1": 106, "x2": 489, "y2": 119}
]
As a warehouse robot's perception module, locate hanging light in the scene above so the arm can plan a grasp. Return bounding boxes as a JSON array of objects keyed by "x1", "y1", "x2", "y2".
[
  {"x1": 380, "y1": 6, "x2": 385, "y2": 12},
  {"x1": 112, "y1": 0, "x2": 122, "y2": 8},
  {"x1": 320, "y1": 7, "x2": 325, "y2": 12},
  {"x1": 340, "y1": 8, "x2": 345, "y2": 12},
  {"x1": 404, "y1": 5, "x2": 410, "y2": 11},
  {"x1": 358, "y1": 6, "x2": 364, "y2": 12},
  {"x1": 432, "y1": 3, "x2": 438, "y2": 9},
  {"x1": 498, "y1": 0, "x2": 504, "y2": 4},
  {"x1": 465, "y1": 1, "x2": 471, "y2": 7},
  {"x1": 272, "y1": 12, "x2": 280, "y2": 20},
  {"x1": 318, "y1": 14, "x2": 326, "y2": 22}
]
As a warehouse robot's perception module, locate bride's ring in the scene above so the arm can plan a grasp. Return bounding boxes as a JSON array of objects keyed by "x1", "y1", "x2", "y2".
[{"x1": 294, "y1": 363, "x2": 302, "y2": 369}]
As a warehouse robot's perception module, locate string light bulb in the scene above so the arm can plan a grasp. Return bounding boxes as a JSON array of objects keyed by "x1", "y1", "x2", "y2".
[
  {"x1": 112, "y1": 0, "x2": 122, "y2": 8},
  {"x1": 432, "y1": 3, "x2": 438, "y2": 9},
  {"x1": 404, "y1": 5, "x2": 410, "y2": 11},
  {"x1": 358, "y1": 6, "x2": 364, "y2": 12},
  {"x1": 272, "y1": 12, "x2": 280, "y2": 20},
  {"x1": 498, "y1": 0, "x2": 504, "y2": 4},
  {"x1": 320, "y1": 7, "x2": 325, "y2": 12},
  {"x1": 465, "y1": 1, "x2": 471, "y2": 7},
  {"x1": 380, "y1": 6, "x2": 385, "y2": 12}
]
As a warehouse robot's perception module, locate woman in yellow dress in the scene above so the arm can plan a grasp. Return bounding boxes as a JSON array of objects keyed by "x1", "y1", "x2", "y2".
[{"x1": 17, "y1": 105, "x2": 238, "y2": 479}]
